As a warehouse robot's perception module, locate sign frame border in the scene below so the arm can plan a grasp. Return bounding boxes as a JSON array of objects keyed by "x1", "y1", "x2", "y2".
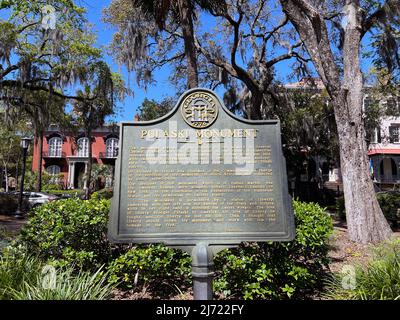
[{"x1": 108, "y1": 88, "x2": 295, "y2": 246}]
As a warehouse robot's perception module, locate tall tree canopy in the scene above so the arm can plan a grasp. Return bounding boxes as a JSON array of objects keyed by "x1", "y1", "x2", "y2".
[
  {"x1": 1, "y1": 0, "x2": 128, "y2": 192},
  {"x1": 104, "y1": 0, "x2": 309, "y2": 120},
  {"x1": 0, "y1": 0, "x2": 102, "y2": 104},
  {"x1": 104, "y1": 0, "x2": 227, "y2": 89},
  {"x1": 72, "y1": 61, "x2": 126, "y2": 199}
]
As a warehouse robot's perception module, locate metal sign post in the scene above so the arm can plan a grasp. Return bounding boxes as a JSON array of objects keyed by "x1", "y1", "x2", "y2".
[{"x1": 191, "y1": 242, "x2": 214, "y2": 300}]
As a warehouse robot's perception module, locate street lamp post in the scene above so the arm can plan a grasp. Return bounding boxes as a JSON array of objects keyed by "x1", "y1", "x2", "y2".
[{"x1": 14, "y1": 137, "x2": 31, "y2": 219}]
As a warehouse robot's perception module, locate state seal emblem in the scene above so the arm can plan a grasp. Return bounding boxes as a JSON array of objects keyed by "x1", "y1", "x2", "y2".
[{"x1": 181, "y1": 91, "x2": 218, "y2": 129}]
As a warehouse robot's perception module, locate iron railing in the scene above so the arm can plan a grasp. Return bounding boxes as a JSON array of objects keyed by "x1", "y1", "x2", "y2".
[
  {"x1": 99, "y1": 151, "x2": 118, "y2": 159},
  {"x1": 42, "y1": 151, "x2": 66, "y2": 158}
]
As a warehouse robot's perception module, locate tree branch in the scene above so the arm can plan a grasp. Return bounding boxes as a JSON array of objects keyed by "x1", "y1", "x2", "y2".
[
  {"x1": 280, "y1": 0, "x2": 341, "y2": 96},
  {"x1": 0, "y1": 64, "x2": 20, "y2": 80},
  {"x1": 17, "y1": 21, "x2": 39, "y2": 34},
  {"x1": 0, "y1": 80, "x2": 91, "y2": 102},
  {"x1": 362, "y1": 0, "x2": 397, "y2": 37}
]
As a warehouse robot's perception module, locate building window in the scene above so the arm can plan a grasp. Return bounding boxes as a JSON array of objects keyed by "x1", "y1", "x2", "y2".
[
  {"x1": 48, "y1": 137, "x2": 62, "y2": 157},
  {"x1": 77, "y1": 137, "x2": 89, "y2": 157},
  {"x1": 363, "y1": 96, "x2": 377, "y2": 112},
  {"x1": 46, "y1": 165, "x2": 61, "y2": 184},
  {"x1": 106, "y1": 138, "x2": 118, "y2": 157},
  {"x1": 386, "y1": 97, "x2": 400, "y2": 116},
  {"x1": 370, "y1": 127, "x2": 382, "y2": 143},
  {"x1": 389, "y1": 126, "x2": 400, "y2": 143}
]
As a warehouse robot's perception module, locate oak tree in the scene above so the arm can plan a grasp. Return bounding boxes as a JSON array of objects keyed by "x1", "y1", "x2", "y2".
[{"x1": 279, "y1": 0, "x2": 399, "y2": 243}]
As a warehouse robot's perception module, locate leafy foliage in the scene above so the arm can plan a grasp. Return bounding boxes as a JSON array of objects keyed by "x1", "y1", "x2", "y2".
[
  {"x1": 325, "y1": 239, "x2": 400, "y2": 300},
  {"x1": 92, "y1": 188, "x2": 114, "y2": 200},
  {"x1": 0, "y1": 0, "x2": 101, "y2": 97},
  {"x1": 108, "y1": 244, "x2": 191, "y2": 292},
  {"x1": 377, "y1": 192, "x2": 400, "y2": 223},
  {"x1": 0, "y1": 247, "x2": 114, "y2": 300},
  {"x1": 281, "y1": 89, "x2": 339, "y2": 174},
  {"x1": 24, "y1": 171, "x2": 64, "y2": 191},
  {"x1": 104, "y1": 0, "x2": 226, "y2": 89},
  {"x1": 9, "y1": 265, "x2": 113, "y2": 300},
  {"x1": 336, "y1": 192, "x2": 400, "y2": 225},
  {"x1": 213, "y1": 200, "x2": 333, "y2": 299},
  {"x1": 19, "y1": 197, "x2": 112, "y2": 270},
  {"x1": 0, "y1": 246, "x2": 42, "y2": 300},
  {"x1": 137, "y1": 97, "x2": 174, "y2": 121},
  {"x1": 45, "y1": 189, "x2": 84, "y2": 197},
  {"x1": 88, "y1": 164, "x2": 114, "y2": 192},
  {"x1": 15, "y1": 198, "x2": 334, "y2": 299}
]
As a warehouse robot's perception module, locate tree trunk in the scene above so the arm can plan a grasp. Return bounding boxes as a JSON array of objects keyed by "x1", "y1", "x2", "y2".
[
  {"x1": 36, "y1": 133, "x2": 43, "y2": 192},
  {"x1": 0, "y1": 165, "x2": 3, "y2": 191},
  {"x1": 333, "y1": 3, "x2": 392, "y2": 243},
  {"x1": 280, "y1": 0, "x2": 393, "y2": 243},
  {"x1": 15, "y1": 154, "x2": 19, "y2": 190},
  {"x1": 334, "y1": 94, "x2": 392, "y2": 243},
  {"x1": 178, "y1": 0, "x2": 198, "y2": 89},
  {"x1": 85, "y1": 131, "x2": 92, "y2": 200},
  {"x1": 4, "y1": 165, "x2": 8, "y2": 192},
  {"x1": 249, "y1": 91, "x2": 263, "y2": 120}
]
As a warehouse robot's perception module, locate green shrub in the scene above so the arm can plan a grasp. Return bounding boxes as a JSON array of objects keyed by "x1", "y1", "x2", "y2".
[
  {"x1": 213, "y1": 200, "x2": 333, "y2": 299},
  {"x1": 46, "y1": 189, "x2": 84, "y2": 197},
  {"x1": 335, "y1": 196, "x2": 346, "y2": 220},
  {"x1": 324, "y1": 239, "x2": 400, "y2": 300},
  {"x1": 24, "y1": 171, "x2": 64, "y2": 191},
  {"x1": 109, "y1": 244, "x2": 191, "y2": 288},
  {"x1": 336, "y1": 192, "x2": 400, "y2": 224},
  {"x1": 92, "y1": 188, "x2": 113, "y2": 200},
  {"x1": 42, "y1": 183, "x2": 63, "y2": 192},
  {"x1": 19, "y1": 198, "x2": 112, "y2": 269},
  {"x1": 376, "y1": 192, "x2": 400, "y2": 224},
  {"x1": 15, "y1": 198, "x2": 333, "y2": 299},
  {"x1": 108, "y1": 244, "x2": 191, "y2": 293}
]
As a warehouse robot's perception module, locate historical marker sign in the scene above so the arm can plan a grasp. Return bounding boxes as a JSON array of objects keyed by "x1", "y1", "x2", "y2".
[{"x1": 109, "y1": 88, "x2": 294, "y2": 247}]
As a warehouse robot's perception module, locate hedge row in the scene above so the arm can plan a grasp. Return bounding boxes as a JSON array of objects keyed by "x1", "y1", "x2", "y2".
[{"x1": 15, "y1": 197, "x2": 333, "y2": 299}]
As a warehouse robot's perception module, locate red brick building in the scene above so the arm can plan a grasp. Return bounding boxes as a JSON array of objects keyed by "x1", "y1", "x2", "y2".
[{"x1": 32, "y1": 124, "x2": 119, "y2": 189}]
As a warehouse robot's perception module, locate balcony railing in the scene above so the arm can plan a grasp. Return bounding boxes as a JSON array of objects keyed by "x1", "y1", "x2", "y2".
[
  {"x1": 43, "y1": 151, "x2": 66, "y2": 158},
  {"x1": 71, "y1": 152, "x2": 89, "y2": 158},
  {"x1": 375, "y1": 176, "x2": 400, "y2": 184},
  {"x1": 99, "y1": 151, "x2": 118, "y2": 159}
]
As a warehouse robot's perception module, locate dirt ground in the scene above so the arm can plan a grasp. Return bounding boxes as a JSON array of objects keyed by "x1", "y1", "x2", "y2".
[{"x1": 328, "y1": 221, "x2": 400, "y2": 274}]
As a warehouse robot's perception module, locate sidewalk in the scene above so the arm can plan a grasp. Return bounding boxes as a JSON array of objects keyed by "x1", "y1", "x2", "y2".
[{"x1": 0, "y1": 214, "x2": 27, "y2": 235}]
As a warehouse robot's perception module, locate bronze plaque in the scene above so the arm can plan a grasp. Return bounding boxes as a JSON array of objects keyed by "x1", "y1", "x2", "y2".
[{"x1": 108, "y1": 89, "x2": 294, "y2": 246}]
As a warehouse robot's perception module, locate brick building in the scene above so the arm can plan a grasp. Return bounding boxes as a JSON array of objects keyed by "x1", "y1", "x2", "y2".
[
  {"x1": 367, "y1": 96, "x2": 400, "y2": 189},
  {"x1": 32, "y1": 124, "x2": 119, "y2": 189}
]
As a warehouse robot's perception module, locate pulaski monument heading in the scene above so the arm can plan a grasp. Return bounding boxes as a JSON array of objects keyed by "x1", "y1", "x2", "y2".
[{"x1": 109, "y1": 88, "x2": 294, "y2": 246}]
